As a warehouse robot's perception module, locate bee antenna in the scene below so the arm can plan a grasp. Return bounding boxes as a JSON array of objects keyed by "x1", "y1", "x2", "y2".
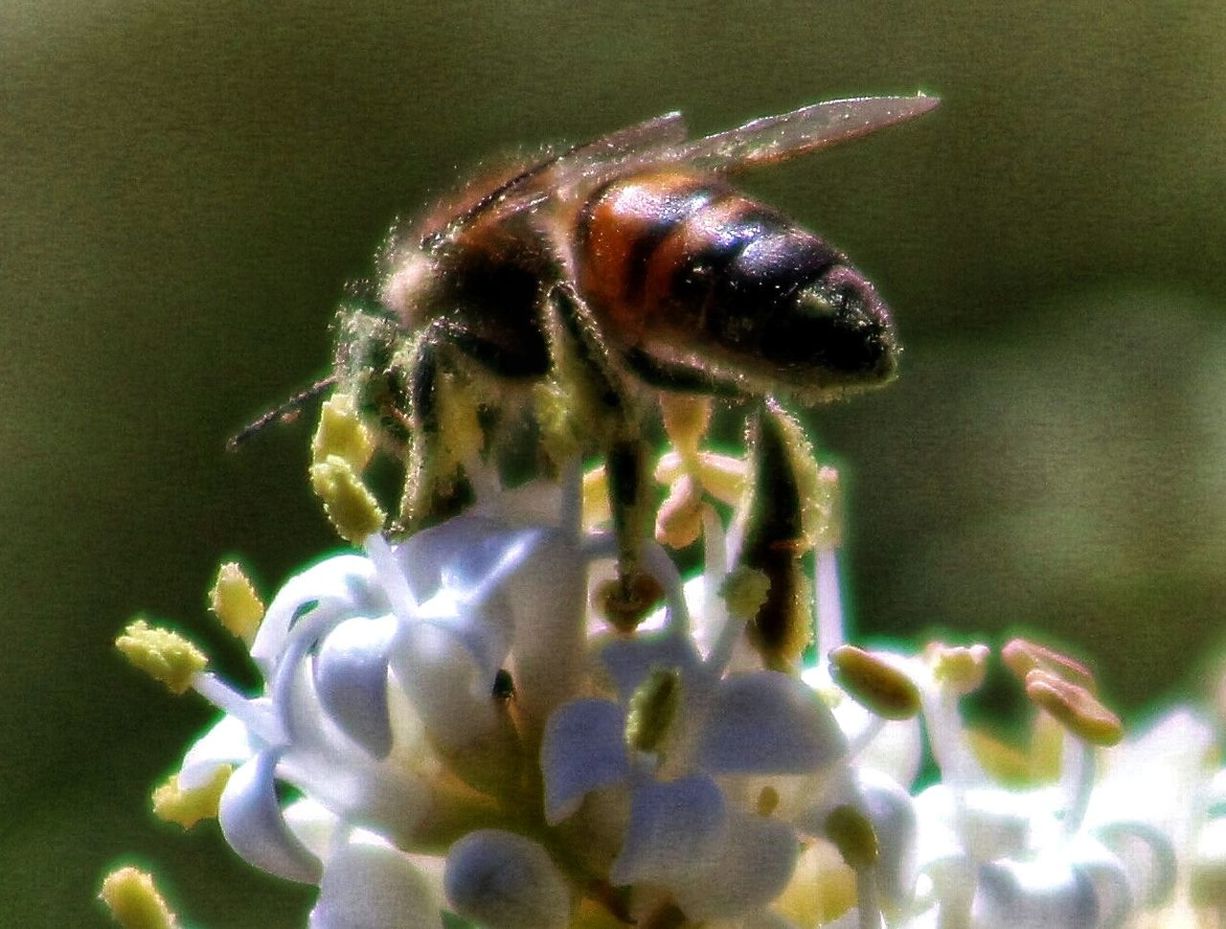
[{"x1": 227, "y1": 375, "x2": 338, "y2": 452}]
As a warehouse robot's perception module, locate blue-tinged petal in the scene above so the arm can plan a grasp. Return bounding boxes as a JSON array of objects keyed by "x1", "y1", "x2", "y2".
[
  {"x1": 218, "y1": 751, "x2": 321, "y2": 883},
  {"x1": 599, "y1": 631, "x2": 702, "y2": 702},
  {"x1": 314, "y1": 615, "x2": 395, "y2": 758},
  {"x1": 251, "y1": 555, "x2": 383, "y2": 677},
  {"x1": 444, "y1": 830, "x2": 570, "y2": 929},
  {"x1": 396, "y1": 516, "x2": 538, "y2": 601},
  {"x1": 696, "y1": 671, "x2": 846, "y2": 774},
  {"x1": 1095, "y1": 820, "x2": 1176, "y2": 910},
  {"x1": 390, "y1": 617, "x2": 499, "y2": 753},
  {"x1": 309, "y1": 832, "x2": 444, "y2": 929},
  {"x1": 970, "y1": 859, "x2": 1099, "y2": 929},
  {"x1": 491, "y1": 529, "x2": 588, "y2": 728},
  {"x1": 856, "y1": 768, "x2": 918, "y2": 914},
  {"x1": 671, "y1": 811, "x2": 799, "y2": 920},
  {"x1": 179, "y1": 710, "x2": 262, "y2": 789},
  {"x1": 1067, "y1": 835, "x2": 1133, "y2": 929},
  {"x1": 609, "y1": 774, "x2": 727, "y2": 886},
  {"x1": 540, "y1": 699, "x2": 630, "y2": 824}
]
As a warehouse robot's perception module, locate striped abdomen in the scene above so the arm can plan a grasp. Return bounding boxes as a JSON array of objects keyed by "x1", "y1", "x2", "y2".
[{"x1": 572, "y1": 170, "x2": 898, "y2": 394}]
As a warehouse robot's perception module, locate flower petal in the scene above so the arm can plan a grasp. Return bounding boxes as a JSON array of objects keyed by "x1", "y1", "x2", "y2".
[
  {"x1": 252, "y1": 555, "x2": 382, "y2": 677},
  {"x1": 314, "y1": 615, "x2": 395, "y2": 758},
  {"x1": 599, "y1": 631, "x2": 702, "y2": 703},
  {"x1": 971, "y1": 859, "x2": 1099, "y2": 929},
  {"x1": 696, "y1": 671, "x2": 847, "y2": 774},
  {"x1": 389, "y1": 615, "x2": 499, "y2": 753},
  {"x1": 540, "y1": 698, "x2": 630, "y2": 824},
  {"x1": 218, "y1": 751, "x2": 321, "y2": 883},
  {"x1": 309, "y1": 832, "x2": 443, "y2": 929},
  {"x1": 670, "y1": 811, "x2": 799, "y2": 920},
  {"x1": 444, "y1": 830, "x2": 570, "y2": 929},
  {"x1": 179, "y1": 710, "x2": 262, "y2": 789},
  {"x1": 610, "y1": 774, "x2": 727, "y2": 887}
]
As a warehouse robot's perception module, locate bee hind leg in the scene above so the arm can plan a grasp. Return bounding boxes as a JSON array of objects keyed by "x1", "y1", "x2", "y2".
[{"x1": 544, "y1": 283, "x2": 661, "y2": 626}]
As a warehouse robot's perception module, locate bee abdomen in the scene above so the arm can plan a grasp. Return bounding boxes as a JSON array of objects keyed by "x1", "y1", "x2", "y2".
[{"x1": 574, "y1": 172, "x2": 840, "y2": 350}]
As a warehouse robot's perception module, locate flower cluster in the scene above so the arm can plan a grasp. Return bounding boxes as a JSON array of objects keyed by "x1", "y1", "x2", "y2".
[{"x1": 108, "y1": 399, "x2": 1226, "y2": 929}]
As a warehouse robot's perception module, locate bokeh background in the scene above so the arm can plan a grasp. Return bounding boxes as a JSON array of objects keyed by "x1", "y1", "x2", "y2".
[{"x1": 5, "y1": 1, "x2": 1226, "y2": 924}]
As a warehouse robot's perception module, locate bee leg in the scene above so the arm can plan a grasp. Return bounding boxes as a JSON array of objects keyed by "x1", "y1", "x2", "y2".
[
  {"x1": 546, "y1": 283, "x2": 660, "y2": 624},
  {"x1": 398, "y1": 323, "x2": 470, "y2": 530},
  {"x1": 400, "y1": 318, "x2": 552, "y2": 530},
  {"x1": 617, "y1": 346, "x2": 749, "y2": 400}
]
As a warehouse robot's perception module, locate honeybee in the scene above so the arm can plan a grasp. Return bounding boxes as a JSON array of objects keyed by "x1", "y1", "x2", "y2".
[{"x1": 238, "y1": 95, "x2": 937, "y2": 609}]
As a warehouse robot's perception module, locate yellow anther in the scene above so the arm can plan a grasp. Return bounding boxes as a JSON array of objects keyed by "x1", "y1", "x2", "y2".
[
  {"x1": 1025, "y1": 669, "x2": 1123, "y2": 747},
  {"x1": 208, "y1": 562, "x2": 264, "y2": 643},
  {"x1": 825, "y1": 804, "x2": 879, "y2": 870},
  {"x1": 655, "y1": 475, "x2": 704, "y2": 549},
  {"x1": 1002, "y1": 637, "x2": 1097, "y2": 693},
  {"x1": 659, "y1": 394, "x2": 712, "y2": 463},
  {"x1": 309, "y1": 455, "x2": 387, "y2": 544},
  {"x1": 625, "y1": 667, "x2": 681, "y2": 754},
  {"x1": 655, "y1": 451, "x2": 746, "y2": 507},
  {"x1": 928, "y1": 642, "x2": 991, "y2": 694},
  {"x1": 115, "y1": 620, "x2": 206, "y2": 695},
  {"x1": 756, "y1": 785, "x2": 780, "y2": 817},
  {"x1": 99, "y1": 867, "x2": 180, "y2": 929},
  {"x1": 829, "y1": 645, "x2": 922, "y2": 721},
  {"x1": 719, "y1": 566, "x2": 772, "y2": 622},
  {"x1": 151, "y1": 767, "x2": 232, "y2": 829},
  {"x1": 311, "y1": 392, "x2": 374, "y2": 471}
]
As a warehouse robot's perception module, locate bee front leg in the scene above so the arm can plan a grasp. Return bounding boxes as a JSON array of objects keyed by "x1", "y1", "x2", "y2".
[
  {"x1": 398, "y1": 322, "x2": 475, "y2": 530},
  {"x1": 544, "y1": 284, "x2": 660, "y2": 626}
]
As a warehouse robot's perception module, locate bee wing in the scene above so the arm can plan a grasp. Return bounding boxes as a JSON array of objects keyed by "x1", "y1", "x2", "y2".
[
  {"x1": 675, "y1": 94, "x2": 939, "y2": 173},
  {"x1": 428, "y1": 111, "x2": 689, "y2": 245}
]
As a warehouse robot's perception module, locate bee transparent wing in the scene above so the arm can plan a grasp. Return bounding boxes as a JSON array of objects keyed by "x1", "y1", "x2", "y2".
[
  {"x1": 428, "y1": 111, "x2": 689, "y2": 245},
  {"x1": 671, "y1": 94, "x2": 938, "y2": 174}
]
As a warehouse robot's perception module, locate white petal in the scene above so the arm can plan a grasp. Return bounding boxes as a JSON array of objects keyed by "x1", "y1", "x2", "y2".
[
  {"x1": 252, "y1": 555, "x2": 382, "y2": 676},
  {"x1": 610, "y1": 774, "x2": 727, "y2": 886},
  {"x1": 856, "y1": 768, "x2": 918, "y2": 913},
  {"x1": 179, "y1": 710, "x2": 261, "y2": 789},
  {"x1": 444, "y1": 830, "x2": 570, "y2": 929},
  {"x1": 310, "y1": 832, "x2": 443, "y2": 929},
  {"x1": 218, "y1": 751, "x2": 321, "y2": 883},
  {"x1": 395, "y1": 516, "x2": 532, "y2": 601},
  {"x1": 540, "y1": 699, "x2": 630, "y2": 824},
  {"x1": 493, "y1": 529, "x2": 589, "y2": 727},
  {"x1": 671, "y1": 812, "x2": 799, "y2": 920},
  {"x1": 970, "y1": 859, "x2": 1098, "y2": 929},
  {"x1": 696, "y1": 671, "x2": 846, "y2": 774},
  {"x1": 599, "y1": 632, "x2": 702, "y2": 702},
  {"x1": 1066, "y1": 835, "x2": 1133, "y2": 929},
  {"x1": 390, "y1": 615, "x2": 499, "y2": 753},
  {"x1": 282, "y1": 797, "x2": 342, "y2": 860},
  {"x1": 314, "y1": 615, "x2": 395, "y2": 758},
  {"x1": 1094, "y1": 821, "x2": 1176, "y2": 910}
]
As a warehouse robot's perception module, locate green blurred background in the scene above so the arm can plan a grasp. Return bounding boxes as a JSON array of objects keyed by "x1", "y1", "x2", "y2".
[{"x1": 4, "y1": 0, "x2": 1225, "y2": 924}]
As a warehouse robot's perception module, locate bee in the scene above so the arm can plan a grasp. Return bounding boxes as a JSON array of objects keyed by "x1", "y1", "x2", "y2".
[{"x1": 237, "y1": 95, "x2": 937, "y2": 610}]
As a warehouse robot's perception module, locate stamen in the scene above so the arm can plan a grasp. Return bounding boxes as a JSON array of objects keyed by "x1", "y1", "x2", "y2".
[
  {"x1": 151, "y1": 767, "x2": 231, "y2": 828},
  {"x1": 99, "y1": 867, "x2": 181, "y2": 929},
  {"x1": 115, "y1": 620, "x2": 207, "y2": 695},
  {"x1": 1024, "y1": 669, "x2": 1122, "y2": 747},
  {"x1": 829, "y1": 645, "x2": 922, "y2": 721},
  {"x1": 815, "y1": 547, "x2": 845, "y2": 652},
  {"x1": 208, "y1": 561, "x2": 264, "y2": 644},
  {"x1": 310, "y1": 455, "x2": 387, "y2": 544}
]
